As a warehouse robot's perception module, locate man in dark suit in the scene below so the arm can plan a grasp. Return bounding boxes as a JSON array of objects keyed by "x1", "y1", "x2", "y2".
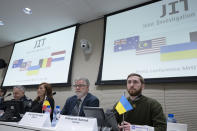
[
  {"x1": 61, "y1": 78, "x2": 99, "y2": 116},
  {"x1": 0, "y1": 87, "x2": 7, "y2": 110},
  {"x1": 13, "y1": 86, "x2": 32, "y2": 112}
]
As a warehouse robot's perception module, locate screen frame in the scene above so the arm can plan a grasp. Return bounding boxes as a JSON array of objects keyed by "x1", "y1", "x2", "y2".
[
  {"x1": 96, "y1": 0, "x2": 197, "y2": 85},
  {"x1": 4, "y1": 100, "x2": 25, "y2": 114},
  {"x1": 1, "y1": 24, "x2": 79, "y2": 88},
  {"x1": 83, "y1": 106, "x2": 106, "y2": 127}
]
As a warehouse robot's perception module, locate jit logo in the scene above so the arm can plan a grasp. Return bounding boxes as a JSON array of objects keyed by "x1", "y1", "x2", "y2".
[
  {"x1": 34, "y1": 38, "x2": 46, "y2": 49},
  {"x1": 160, "y1": 0, "x2": 188, "y2": 18}
]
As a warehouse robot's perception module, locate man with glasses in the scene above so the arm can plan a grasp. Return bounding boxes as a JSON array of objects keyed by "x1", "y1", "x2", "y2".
[
  {"x1": 61, "y1": 78, "x2": 99, "y2": 116},
  {"x1": 113, "y1": 73, "x2": 166, "y2": 131}
]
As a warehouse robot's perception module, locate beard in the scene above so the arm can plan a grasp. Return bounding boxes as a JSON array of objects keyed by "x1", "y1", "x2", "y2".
[
  {"x1": 127, "y1": 87, "x2": 142, "y2": 96},
  {"x1": 76, "y1": 92, "x2": 83, "y2": 98},
  {"x1": 76, "y1": 91, "x2": 87, "y2": 99}
]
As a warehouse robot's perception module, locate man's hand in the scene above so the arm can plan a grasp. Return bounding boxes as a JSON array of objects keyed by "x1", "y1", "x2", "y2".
[{"x1": 118, "y1": 121, "x2": 131, "y2": 131}]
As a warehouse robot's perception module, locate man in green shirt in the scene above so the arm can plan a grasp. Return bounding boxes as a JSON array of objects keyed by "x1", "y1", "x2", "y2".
[{"x1": 114, "y1": 73, "x2": 166, "y2": 131}]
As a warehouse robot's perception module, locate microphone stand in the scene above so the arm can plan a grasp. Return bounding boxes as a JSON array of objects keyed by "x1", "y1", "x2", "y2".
[{"x1": 122, "y1": 92, "x2": 125, "y2": 131}]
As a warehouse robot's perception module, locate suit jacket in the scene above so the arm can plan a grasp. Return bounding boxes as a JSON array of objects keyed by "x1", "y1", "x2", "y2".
[
  {"x1": 11, "y1": 95, "x2": 32, "y2": 112},
  {"x1": 61, "y1": 93, "x2": 99, "y2": 116},
  {"x1": 19, "y1": 95, "x2": 32, "y2": 112},
  {"x1": 0, "y1": 97, "x2": 5, "y2": 110}
]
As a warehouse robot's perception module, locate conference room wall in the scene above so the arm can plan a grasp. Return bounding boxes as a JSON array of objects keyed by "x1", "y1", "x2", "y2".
[
  {"x1": 0, "y1": 18, "x2": 197, "y2": 131},
  {"x1": 0, "y1": 45, "x2": 13, "y2": 85}
]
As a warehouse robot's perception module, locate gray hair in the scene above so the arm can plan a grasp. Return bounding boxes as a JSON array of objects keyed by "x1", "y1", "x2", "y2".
[
  {"x1": 74, "y1": 77, "x2": 90, "y2": 87},
  {"x1": 13, "y1": 85, "x2": 25, "y2": 92}
]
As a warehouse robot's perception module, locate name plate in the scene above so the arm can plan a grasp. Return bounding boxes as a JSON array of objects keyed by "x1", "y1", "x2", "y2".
[
  {"x1": 56, "y1": 115, "x2": 98, "y2": 131},
  {"x1": 131, "y1": 125, "x2": 154, "y2": 131},
  {"x1": 19, "y1": 112, "x2": 51, "y2": 128},
  {"x1": 167, "y1": 122, "x2": 187, "y2": 131}
]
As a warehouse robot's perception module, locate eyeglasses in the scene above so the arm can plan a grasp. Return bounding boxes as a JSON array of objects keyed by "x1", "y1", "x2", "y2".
[{"x1": 73, "y1": 84, "x2": 88, "y2": 88}]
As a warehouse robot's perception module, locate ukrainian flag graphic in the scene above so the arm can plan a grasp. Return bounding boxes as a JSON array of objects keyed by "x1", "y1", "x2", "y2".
[
  {"x1": 115, "y1": 96, "x2": 133, "y2": 115},
  {"x1": 160, "y1": 42, "x2": 197, "y2": 61},
  {"x1": 27, "y1": 65, "x2": 40, "y2": 76}
]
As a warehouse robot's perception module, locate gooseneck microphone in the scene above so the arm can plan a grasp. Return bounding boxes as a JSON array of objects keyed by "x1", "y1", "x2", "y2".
[
  {"x1": 52, "y1": 92, "x2": 56, "y2": 96},
  {"x1": 5, "y1": 93, "x2": 12, "y2": 98}
]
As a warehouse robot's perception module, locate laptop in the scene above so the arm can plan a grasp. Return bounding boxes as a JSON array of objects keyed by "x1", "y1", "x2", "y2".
[{"x1": 83, "y1": 106, "x2": 119, "y2": 131}]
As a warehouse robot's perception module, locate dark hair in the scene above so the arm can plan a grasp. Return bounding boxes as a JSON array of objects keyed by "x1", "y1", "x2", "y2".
[
  {"x1": 127, "y1": 73, "x2": 145, "y2": 84},
  {"x1": 0, "y1": 87, "x2": 7, "y2": 96},
  {"x1": 36, "y1": 82, "x2": 53, "y2": 101}
]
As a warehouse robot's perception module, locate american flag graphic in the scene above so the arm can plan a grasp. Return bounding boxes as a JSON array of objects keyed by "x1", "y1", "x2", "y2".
[{"x1": 136, "y1": 37, "x2": 166, "y2": 55}]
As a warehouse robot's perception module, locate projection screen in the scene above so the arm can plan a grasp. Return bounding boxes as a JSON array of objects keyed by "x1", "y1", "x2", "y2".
[
  {"x1": 2, "y1": 25, "x2": 77, "y2": 87},
  {"x1": 97, "y1": 0, "x2": 197, "y2": 84}
]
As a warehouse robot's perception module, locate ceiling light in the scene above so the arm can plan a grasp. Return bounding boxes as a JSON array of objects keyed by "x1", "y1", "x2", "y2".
[
  {"x1": 0, "y1": 20, "x2": 4, "y2": 26},
  {"x1": 23, "y1": 7, "x2": 32, "y2": 15}
]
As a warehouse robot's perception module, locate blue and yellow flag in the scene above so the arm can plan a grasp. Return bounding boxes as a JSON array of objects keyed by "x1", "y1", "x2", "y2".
[
  {"x1": 115, "y1": 95, "x2": 133, "y2": 115},
  {"x1": 160, "y1": 42, "x2": 197, "y2": 61}
]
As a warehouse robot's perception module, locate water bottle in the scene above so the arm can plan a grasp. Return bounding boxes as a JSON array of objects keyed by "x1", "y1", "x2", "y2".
[
  {"x1": 55, "y1": 106, "x2": 60, "y2": 121},
  {"x1": 51, "y1": 105, "x2": 60, "y2": 127},
  {"x1": 45, "y1": 105, "x2": 51, "y2": 114},
  {"x1": 167, "y1": 114, "x2": 177, "y2": 123}
]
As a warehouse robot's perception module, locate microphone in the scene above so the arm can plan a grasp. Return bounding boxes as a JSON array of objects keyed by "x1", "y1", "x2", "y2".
[
  {"x1": 52, "y1": 92, "x2": 56, "y2": 96},
  {"x1": 5, "y1": 93, "x2": 12, "y2": 98}
]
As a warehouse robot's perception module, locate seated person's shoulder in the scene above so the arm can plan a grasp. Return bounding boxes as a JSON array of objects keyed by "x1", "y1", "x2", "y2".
[
  {"x1": 26, "y1": 97, "x2": 32, "y2": 102},
  {"x1": 47, "y1": 97, "x2": 54, "y2": 102},
  {"x1": 143, "y1": 95, "x2": 162, "y2": 107},
  {"x1": 23, "y1": 95, "x2": 32, "y2": 102},
  {"x1": 32, "y1": 99, "x2": 39, "y2": 105},
  {"x1": 88, "y1": 93, "x2": 99, "y2": 100},
  {"x1": 86, "y1": 93, "x2": 99, "y2": 106},
  {"x1": 66, "y1": 95, "x2": 77, "y2": 103}
]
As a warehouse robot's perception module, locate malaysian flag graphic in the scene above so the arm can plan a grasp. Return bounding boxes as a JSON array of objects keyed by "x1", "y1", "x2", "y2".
[{"x1": 136, "y1": 37, "x2": 166, "y2": 55}]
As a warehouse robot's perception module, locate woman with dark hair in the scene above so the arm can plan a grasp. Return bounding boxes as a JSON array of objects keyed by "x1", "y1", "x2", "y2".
[{"x1": 30, "y1": 82, "x2": 55, "y2": 120}]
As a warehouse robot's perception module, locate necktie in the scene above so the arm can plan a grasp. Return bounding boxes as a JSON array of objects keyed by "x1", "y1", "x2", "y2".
[{"x1": 71, "y1": 99, "x2": 81, "y2": 116}]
